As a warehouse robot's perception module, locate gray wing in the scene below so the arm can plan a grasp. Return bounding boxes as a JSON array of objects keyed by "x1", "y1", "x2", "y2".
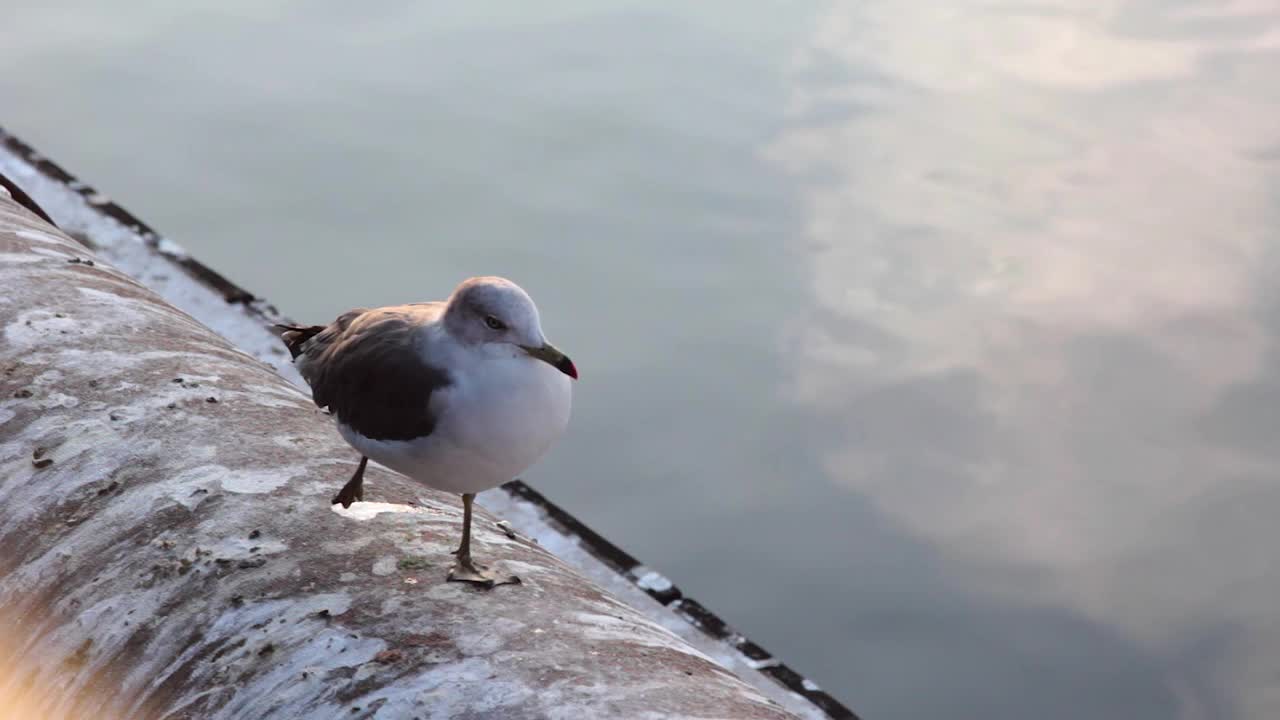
[{"x1": 292, "y1": 306, "x2": 451, "y2": 442}]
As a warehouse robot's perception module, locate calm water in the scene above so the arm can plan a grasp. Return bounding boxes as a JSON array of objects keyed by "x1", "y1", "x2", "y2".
[{"x1": 6, "y1": 2, "x2": 1280, "y2": 717}]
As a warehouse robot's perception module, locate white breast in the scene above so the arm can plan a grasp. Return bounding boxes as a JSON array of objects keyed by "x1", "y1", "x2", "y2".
[
  {"x1": 441, "y1": 350, "x2": 572, "y2": 473},
  {"x1": 340, "y1": 350, "x2": 572, "y2": 495}
]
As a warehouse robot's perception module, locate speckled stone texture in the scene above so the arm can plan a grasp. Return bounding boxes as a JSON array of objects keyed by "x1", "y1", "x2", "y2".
[{"x1": 0, "y1": 194, "x2": 797, "y2": 720}]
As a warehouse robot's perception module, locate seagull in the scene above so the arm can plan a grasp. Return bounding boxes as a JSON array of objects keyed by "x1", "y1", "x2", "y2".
[{"x1": 277, "y1": 276, "x2": 577, "y2": 586}]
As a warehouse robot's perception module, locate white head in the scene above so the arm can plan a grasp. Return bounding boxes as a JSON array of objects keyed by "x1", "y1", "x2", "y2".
[{"x1": 443, "y1": 276, "x2": 578, "y2": 379}]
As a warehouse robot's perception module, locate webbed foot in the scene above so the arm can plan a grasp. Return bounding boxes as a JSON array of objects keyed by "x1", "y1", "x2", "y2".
[{"x1": 447, "y1": 558, "x2": 520, "y2": 588}]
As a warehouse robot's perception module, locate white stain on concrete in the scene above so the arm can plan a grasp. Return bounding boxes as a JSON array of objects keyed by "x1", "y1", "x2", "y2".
[
  {"x1": 371, "y1": 556, "x2": 398, "y2": 576},
  {"x1": 3, "y1": 311, "x2": 86, "y2": 349},
  {"x1": 13, "y1": 229, "x2": 63, "y2": 245},
  {"x1": 332, "y1": 501, "x2": 431, "y2": 522},
  {"x1": 0, "y1": 252, "x2": 45, "y2": 264},
  {"x1": 634, "y1": 568, "x2": 674, "y2": 594},
  {"x1": 37, "y1": 392, "x2": 79, "y2": 409},
  {"x1": 156, "y1": 237, "x2": 189, "y2": 258}
]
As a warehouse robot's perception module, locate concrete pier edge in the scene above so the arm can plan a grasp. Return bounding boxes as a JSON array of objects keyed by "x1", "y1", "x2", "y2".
[{"x1": 0, "y1": 125, "x2": 858, "y2": 720}]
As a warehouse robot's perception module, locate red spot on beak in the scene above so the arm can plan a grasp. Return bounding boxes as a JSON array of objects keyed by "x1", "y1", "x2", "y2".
[{"x1": 557, "y1": 355, "x2": 579, "y2": 380}]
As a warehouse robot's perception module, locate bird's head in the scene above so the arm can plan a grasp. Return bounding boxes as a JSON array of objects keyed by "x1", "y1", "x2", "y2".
[{"x1": 443, "y1": 276, "x2": 578, "y2": 379}]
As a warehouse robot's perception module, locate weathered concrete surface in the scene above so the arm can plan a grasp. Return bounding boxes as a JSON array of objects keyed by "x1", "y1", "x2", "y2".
[
  {"x1": 0, "y1": 135, "x2": 849, "y2": 720},
  {"x1": 0, "y1": 193, "x2": 797, "y2": 719}
]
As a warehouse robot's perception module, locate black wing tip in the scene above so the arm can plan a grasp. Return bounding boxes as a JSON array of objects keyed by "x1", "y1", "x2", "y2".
[{"x1": 274, "y1": 323, "x2": 325, "y2": 359}]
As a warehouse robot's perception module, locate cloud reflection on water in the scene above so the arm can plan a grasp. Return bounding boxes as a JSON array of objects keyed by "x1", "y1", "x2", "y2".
[{"x1": 770, "y1": 2, "x2": 1280, "y2": 717}]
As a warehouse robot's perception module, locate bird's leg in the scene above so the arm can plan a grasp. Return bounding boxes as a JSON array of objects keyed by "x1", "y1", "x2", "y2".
[
  {"x1": 331, "y1": 456, "x2": 368, "y2": 508},
  {"x1": 447, "y1": 493, "x2": 520, "y2": 587},
  {"x1": 449, "y1": 492, "x2": 473, "y2": 559}
]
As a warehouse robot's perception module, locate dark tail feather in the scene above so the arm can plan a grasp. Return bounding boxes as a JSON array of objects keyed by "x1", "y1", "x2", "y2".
[
  {"x1": 0, "y1": 172, "x2": 58, "y2": 229},
  {"x1": 274, "y1": 324, "x2": 325, "y2": 359}
]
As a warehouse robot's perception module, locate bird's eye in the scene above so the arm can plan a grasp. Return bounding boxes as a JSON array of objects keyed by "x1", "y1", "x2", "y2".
[{"x1": 484, "y1": 315, "x2": 506, "y2": 331}]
